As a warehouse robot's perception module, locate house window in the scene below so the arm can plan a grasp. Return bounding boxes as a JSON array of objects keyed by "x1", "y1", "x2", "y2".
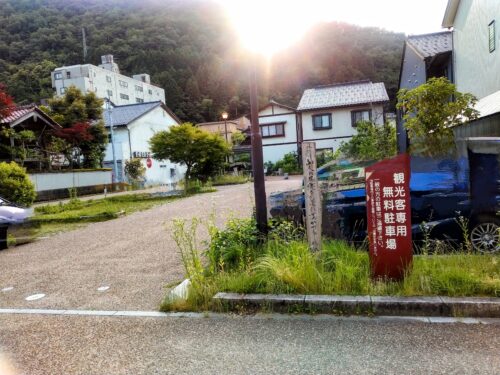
[
  {"x1": 120, "y1": 93, "x2": 129, "y2": 100},
  {"x1": 60, "y1": 87, "x2": 66, "y2": 94},
  {"x1": 54, "y1": 72, "x2": 62, "y2": 80},
  {"x1": 260, "y1": 122, "x2": 285, "y2": 138},
  {"x1": 170, "y1": 168, "x2": 176, "y2": 177},
  {"x1": 489, "y1": 20, "x2": 496, "y2": 53},
  {"x1": 136, "y1": 98, "x2": 144, "y2": 103},
  {"x1": 119, "y1": 80, "x2": 128, "y2": 88},
  {"x1": 107, "y1": 90, "x2": 113, "y2": 97},
  {"x1": 135, "y1": 85, "x2": 143, "y2": 92},
  {"x1": 351, "y1": 109, "x2": 372, "y2": 127},
  {"x1": 312, "y1": 114, "x2": 332, "y2": 130},
  {"x1": 148, "y1": 89, "x2": 153, "y2": 95},
  {"x1": 106, "y1": 76, "x2": 112, "y2": 83},
  {"x1": 66, "y1": 71, "x2": 71, "y2": 79}
]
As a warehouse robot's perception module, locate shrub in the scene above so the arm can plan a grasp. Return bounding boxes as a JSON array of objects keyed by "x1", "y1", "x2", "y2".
[
  {"x1": 124, "y1": 158, "x2": 146, "y2": 183},
  {"x1": 207, "y1": 218, "x2": 260, "y2": 272},
  {"x1": 274, "y1": 152, "x2": 302, "y2": 174},
  {"x1": 211, "y1": 174, "x2": 248, "y2": 186},
  {"x1": 0, "y1": 162, "x2": 36, "y2": 206}
]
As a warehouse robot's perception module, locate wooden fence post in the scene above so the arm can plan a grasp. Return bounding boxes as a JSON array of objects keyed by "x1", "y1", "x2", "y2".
[{"x1": 302, "y1": 142, "x2": 322, "y2": 252}]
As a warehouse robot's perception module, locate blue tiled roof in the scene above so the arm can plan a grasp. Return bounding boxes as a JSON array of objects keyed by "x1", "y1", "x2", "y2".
[{"x1": 103, "y1": 101, "x2": 162, "y2": 127}]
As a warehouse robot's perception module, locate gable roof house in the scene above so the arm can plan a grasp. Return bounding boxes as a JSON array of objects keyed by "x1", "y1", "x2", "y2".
[
  {"x1": 0, "y1": 105, "x2": 61, "y2": 169},
  {"x1": 297, "y1": 80, "x2": 389, "y2": 158},
  {"x1": 103, "y1": 101, "x2": 184, "y2": 186},
  {"x1": 397, "y1": 31, "x2": 453, "y2": 152}
]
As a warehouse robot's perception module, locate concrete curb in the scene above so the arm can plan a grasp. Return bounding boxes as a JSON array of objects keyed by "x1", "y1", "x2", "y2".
[{"x1": 213, "y1": 293, "x2": 500, "y2": 317}]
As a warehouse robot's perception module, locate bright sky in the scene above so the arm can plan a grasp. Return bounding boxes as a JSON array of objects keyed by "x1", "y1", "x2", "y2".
[{"x1": 217, "y1": 0, "x2": 450, "y2": 55}]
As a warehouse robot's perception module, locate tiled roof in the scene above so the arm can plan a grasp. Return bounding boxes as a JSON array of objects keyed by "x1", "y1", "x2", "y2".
[
  {"x1": 0, "y1": 105, "x2": 37, "y2": 124},
  {"x1": 407, "y1": 31, "x2": 452, "y2": 59},
  {"x1": 103, "y1": 101, "x2": 162, "y2": 127},
  {"x1": 297, "y1": 80, "x2": 389, "y2": 111}
]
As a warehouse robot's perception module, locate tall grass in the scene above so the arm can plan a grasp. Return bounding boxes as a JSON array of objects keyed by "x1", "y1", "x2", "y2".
[{"x1": 162, "y1": 218, "x2": 500, "y2": 312}]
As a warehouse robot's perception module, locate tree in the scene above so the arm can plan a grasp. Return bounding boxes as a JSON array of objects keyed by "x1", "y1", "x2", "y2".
[
  {"x1": 397, "y1": 77, "x2": 479, "y2": 156},
  {"x1": 47, "y1": 86, "x2": 103, "y2": 128},
  {"x1": 53, "y1": 122, "x2": 94, "y2": 168},
  {"x1": 0, "y1": 84, "x2": 14, "y2": 120},
  {"x1": 0, "y1": 128, "x2": 36, "y2": 166},
  {"x1": 149, "y1": 123, "x2": 230, "y2": 193},
  {"x1": 0, "y1": 161, "x2": 36, "y2": 206},
  {"x1": 47, "y1": 86, "x2": 108, "y2": 167},
  {"x1": 340, "y1": 121, "x2": 396, "y2": 161},
  {"x1": 124, "y1": 158, "x2": 146, "y2": 183}
]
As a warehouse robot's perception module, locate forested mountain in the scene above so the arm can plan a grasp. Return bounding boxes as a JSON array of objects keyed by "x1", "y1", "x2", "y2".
[{"x1": 0, "y1": 0, "x2": 405, "y2": 122}]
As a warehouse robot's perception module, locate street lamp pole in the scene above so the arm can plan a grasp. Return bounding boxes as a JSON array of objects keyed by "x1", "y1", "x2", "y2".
[
  {"x1": 106, "y1": 98, "x2": 118, "y2": 184},
  {"x1": 249, "y1": 58, "x2": 268, "y2": 235}
]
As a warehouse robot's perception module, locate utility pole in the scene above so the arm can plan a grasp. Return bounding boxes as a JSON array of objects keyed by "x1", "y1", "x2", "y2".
[
  {"x1": 106, "y1": 98, "x2": 118, "y2": 184},
  {"x1": 249, "y1": 59, "x2": 268, "y2": 235},
  {"x1": 82, "y1": 27, "x2": 88, "y2": 63}
]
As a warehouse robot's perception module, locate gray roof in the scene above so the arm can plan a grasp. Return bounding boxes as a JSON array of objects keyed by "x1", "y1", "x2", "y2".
[
  {"x1": 103, "y1": 101, "x2": 162, "y2": 127},
  {"x1": 407, "y1": 31, "x2": 452, "y2": 59},
  {"x1": 297, "y1": 81, "x2": 389, "y2": 111}
]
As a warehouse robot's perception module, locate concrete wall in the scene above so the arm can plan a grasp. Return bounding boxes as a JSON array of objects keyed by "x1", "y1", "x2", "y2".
[
  {"x1": 301, "y1": 104, "x2": 385, "y2": 153},
  {"x1": 52, "y1": 64, "x2": 165, "y2": 105},
  {"x1": 29, "y1": 170, "x2": 112, "y2": 192},
  {"x1": 453, "y1": 0, "x2": 500, "y2": 99}
]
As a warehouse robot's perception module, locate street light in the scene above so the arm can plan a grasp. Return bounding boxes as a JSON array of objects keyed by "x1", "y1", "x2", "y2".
[{"x1": 221, "y1": 111, "x2": 229, "y2": 143}]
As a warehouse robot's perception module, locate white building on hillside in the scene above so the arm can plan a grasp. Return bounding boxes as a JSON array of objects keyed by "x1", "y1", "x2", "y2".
[
  {"x1": 257, "y1": 100, "x2": 300, "y2": 163},
  {"x1": 297, "y1": 80, "x2": 388, "y2": 157},
  {"x1": 103, "y1": 101, "x2": 184, "y2": 187},
  {"x1": 51, "y1": 55, "x2": 165, "y2": 105}
]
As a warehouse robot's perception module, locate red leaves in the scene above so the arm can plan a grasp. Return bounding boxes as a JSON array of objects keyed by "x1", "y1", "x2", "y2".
[
  {"x1": 53, "y1": 122, "x2": 94, "y2": 145},
  {"x1": 0, "y1": 83, "x2": 14, "y2": 119}
]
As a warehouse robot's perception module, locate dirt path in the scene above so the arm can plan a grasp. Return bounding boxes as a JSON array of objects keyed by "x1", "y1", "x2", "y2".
[{"x1": 0, "y1": 178, "x2": 301, "y2": 311}]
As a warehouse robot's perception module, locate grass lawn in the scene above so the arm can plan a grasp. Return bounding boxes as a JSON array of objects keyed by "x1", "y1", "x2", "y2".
[
  {"x1": 161, "y1": 218, "x2": 500, "y2": 312},
  {"x1": 211, "y1": 174, "x2": 249, "y2": 186},
  {"x1": 8, "y1": 190, "x2": 214, "y2": 244}
]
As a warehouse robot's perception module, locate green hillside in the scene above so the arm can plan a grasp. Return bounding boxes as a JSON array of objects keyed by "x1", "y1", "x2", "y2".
[{"x1": 0, "y1": 0, "x2": 405, "y2": 122}]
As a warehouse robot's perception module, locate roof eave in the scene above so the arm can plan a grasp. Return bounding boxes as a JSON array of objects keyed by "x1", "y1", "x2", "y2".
[
  {"x1": 298, "y1": 100, "x2": 389, "y2": 112},
  {"x1": 442, "y1": 0, "x2": 460, "y2": 28}
]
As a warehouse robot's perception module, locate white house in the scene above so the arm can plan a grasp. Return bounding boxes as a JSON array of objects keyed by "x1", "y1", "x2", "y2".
[
  {"x1": 103, "y1": 101, "x2": 185, "y2": 186},
  {"x1": 51, "y1": 55, "x2": 165, "y2": 106},
  {"x1": 258, "y1": 100, "x2": 300, "y2": 163},
  {"x1": 442, "y1": 0, "x2": 500, "y2": 138},
  {"x1": 297, "y1": 80, "x2": 389, "y2": 156},
  {"x1": 443, "y1": 0, "x2": 500, "y2": 100}
]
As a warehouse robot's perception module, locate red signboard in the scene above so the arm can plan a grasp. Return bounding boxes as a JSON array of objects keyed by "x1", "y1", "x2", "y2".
[
  {"x1": 366, "y1": 153, "x2": 412, "y2": 280},
  {"x1": 146, "y1": 158, "x2": 153, "y2": 168}
]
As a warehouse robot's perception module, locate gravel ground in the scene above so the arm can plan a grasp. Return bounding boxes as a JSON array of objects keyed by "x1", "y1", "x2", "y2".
[
  {"x1": 0, "y1": 314, "x2": 498, "y2": 375},
  {"x1": 0, "y1": 178, "x2": 301, "y2": 311}
]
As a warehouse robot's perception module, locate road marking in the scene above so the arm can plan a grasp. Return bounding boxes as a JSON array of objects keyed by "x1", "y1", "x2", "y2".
[
  {"x1": 0, "y1": 308, "x2": 498, "y2": 324},
  {"x1": 1, "y1": 287, "x2": 13, "y2": 292},
  {"x1": 25, "y1": 294, "x2": 45, "y2": 301},
  {"x1": 97, "y1": 286, "x2": 110, "y2": 292}
]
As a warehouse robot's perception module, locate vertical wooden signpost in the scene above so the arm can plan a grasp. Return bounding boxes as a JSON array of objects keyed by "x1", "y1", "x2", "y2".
[
  {"x1": 365, "y1": 153, "x2": 412, "y2": 280},
  {"x1": 302, "y1": 142, "x2": 322, "y2": 252}
]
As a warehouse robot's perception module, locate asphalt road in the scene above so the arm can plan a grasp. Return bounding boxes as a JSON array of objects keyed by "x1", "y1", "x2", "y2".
[
  {"x1": 0, "y1": 313, "x2": 498, "y2": 375},
  {"x1": 0, "y1": 178, "x2": 301, "y2": 311}
]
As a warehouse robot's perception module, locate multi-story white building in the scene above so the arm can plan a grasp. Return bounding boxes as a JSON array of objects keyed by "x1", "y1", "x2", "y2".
[
  {"x1": 51, "y1": 55, "x2": 165, "y2": 105},
  {"x1": 297, "y1": 80, "x2": 388, "y2": 156}
]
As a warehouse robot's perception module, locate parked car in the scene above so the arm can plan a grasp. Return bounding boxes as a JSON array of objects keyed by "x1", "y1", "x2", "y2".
[
  {"x1": 269, "y1": 157, "x2": 500, "y2": 253},
  {"x1": 0, "y1": 196, "x2": 32, "y2": 250}
]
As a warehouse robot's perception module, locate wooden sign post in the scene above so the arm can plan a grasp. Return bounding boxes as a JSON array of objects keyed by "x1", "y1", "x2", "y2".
[{"x1": 302, "y1": 142, "x2": 322, "y2": 252}]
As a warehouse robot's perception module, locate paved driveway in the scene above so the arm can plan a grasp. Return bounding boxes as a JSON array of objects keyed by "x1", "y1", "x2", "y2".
[
  {"x1": 0, "y1": 178, "x2": 301, "y2": 311},
  {"x1": 0, "y1": 313, "x2": 498, "y2": 375}
]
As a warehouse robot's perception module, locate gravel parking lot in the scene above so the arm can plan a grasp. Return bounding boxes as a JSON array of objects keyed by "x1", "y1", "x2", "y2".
[{"x1": 0, "y1": 178, "x2": 301, "y2": 311}]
